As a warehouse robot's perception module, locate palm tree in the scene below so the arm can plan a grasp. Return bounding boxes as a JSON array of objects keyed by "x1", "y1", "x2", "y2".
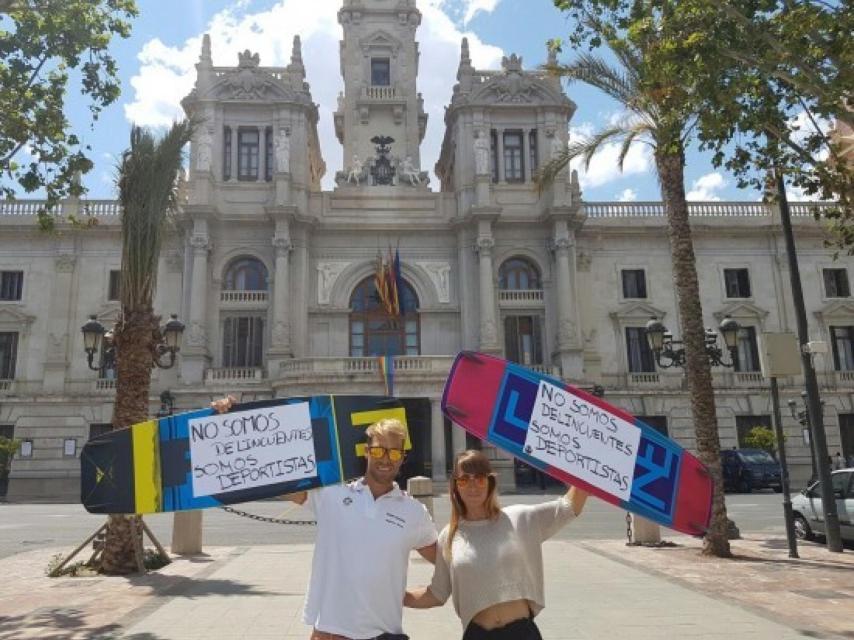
[
  {"x1": 538, "y1": 43, "x2": 732, "y2": 557},
  {"x1": 100, "y1": 121, "x2": 192, "y2": 574}
]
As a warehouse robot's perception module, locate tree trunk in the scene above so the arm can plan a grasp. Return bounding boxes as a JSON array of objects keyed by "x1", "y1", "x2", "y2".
[
  {"x1": 100, "y1": 307, "x2": 158, "y2": 575},
  {"x1": 656, "y1": 149, "x2": 732, "y2": 558}
]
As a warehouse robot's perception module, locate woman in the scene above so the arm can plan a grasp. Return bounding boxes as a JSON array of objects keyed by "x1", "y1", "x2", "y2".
[{"x1": 405, "y1": 450, "x2": 588, "y2": 639}]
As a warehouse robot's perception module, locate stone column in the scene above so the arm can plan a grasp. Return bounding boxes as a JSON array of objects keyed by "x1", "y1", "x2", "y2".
[
  {"x1": 522, "y1": 128, "x2": 532, "y2": 183},
  {"x1": 181, "y1": 232, "x2": 211, "y2": 384},
  {"x1": 43, "y1": 254, "x2": 76, "y2": 392},
  {"x1": 451, "y1": 422, "x2": 467, "y2": 458},
  {"x1": 476, "y1": 235, "x2": 499, "y2": 353},
  {"x1": 230, "y1": 127, "x2": 239, "y2": 183},
  {"x1": 258, "y1": 127, "x2": 266, "y2": 183},
  {"x1": 552, "y1": 227, "x2": 584, "y2": 380},
  {"x1": 430, "y1": 398, "x2": 447, "y2": 481},
  {"x1": 271, "y1": 234, "x2": 293, "y2": 357},
  {"x1": 496, "y1": 129, "x2": 505, "y2": 183}
]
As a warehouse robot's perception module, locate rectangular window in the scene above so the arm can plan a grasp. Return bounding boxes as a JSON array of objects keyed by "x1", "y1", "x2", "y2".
[
  {"x1": 839, "y1": 414, "x2": 854, "y2": 469},
  {"x1": 88, "y1": 423, "x2": 112, "y2": 441},
  {"x1": 238, "y1": 129, "x2": 259, "y2": 180},
  {"x1": 637, "y1": 416, "x2": 668, "y2": 437},
  {"x1": 831, "y1": 325, "x2": 854, "y2": 371},
  {"x1": 265, "y1": 126, "x2": 273, "y2": 182},
  {"x1": 734, "y1": 326, "x2": 761, "y2": 372},
  {"x1": 504, "y1": 316, "x2": 543, "y2": 366},
  {"x1": 503, "y1": 131, "x2": 524, "y2": 182},
  {"x1": 108, "y1": 270, "x2": 121, "y2": 302},
  {"x1": 626, "y1": 327, "x2": 655, "y2": 373},
  {"x1": 490, "y1": 129, "x2": 499, "y2": 184},
  {"x1": 823, "y1": 268, "x2": 850, "y2": 298},
  {"x1": 0, "y1": 332, "x2": 17, "y2": 379},
  {"x1": 371, "y1": 58, "x2": 390, "y2": 86},
  {"x1": 223, "y1": 126, "x2": 232, "y2": 180},
  {"x1": 724, "y1": 268, "x2": 751, "y2": 298},
  {"x1": 735, "y1": 415, "x2": 771, "y2": 448},
  {"x1": 621, "y1": 269, "x2": 647, "y2": 299},
  {"x1": 350, "y1": 320, "x2": 364, "y2": 357},
  {"x1": 223, "y1": 316, "x2": 264, "y2": 367},
  {"x1": 529, "y1": 130, "x2": 538, "y2": 177},
  {"x1": 0, "y1": 271, "x2": 23, "y2": 301}
]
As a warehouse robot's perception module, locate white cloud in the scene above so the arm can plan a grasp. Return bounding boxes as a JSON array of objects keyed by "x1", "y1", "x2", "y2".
[
  {"x1": 430, "y1": 0, "x2": 501, "y2": 26},
  {"x1": 686, "y1": 172, "x2": 726, "y2": 201},
  {"x1": 788, "y1": 109, "x2": 832, "y2": 162},
  {"x1": 566, "y1": 123, "x2": 653, "y2": 190},
  {"x1": 124, "y1": 0, "x2": 504, "y2": 189},
  {"x1": 617, "y1": 188, "x2": 637, "y2": 202}
]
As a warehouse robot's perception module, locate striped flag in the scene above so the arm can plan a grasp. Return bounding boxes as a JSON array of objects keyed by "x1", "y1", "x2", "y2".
[{"x1": 378, "y1": 354, "x2": 395, "y2": 396}]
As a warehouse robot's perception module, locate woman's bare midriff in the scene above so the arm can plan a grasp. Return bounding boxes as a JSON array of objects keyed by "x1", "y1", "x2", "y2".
[{"x1": 471, "y1": 599, "x2": 531, "y2": 630}]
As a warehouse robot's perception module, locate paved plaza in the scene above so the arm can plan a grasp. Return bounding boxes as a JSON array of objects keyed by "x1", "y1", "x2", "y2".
[{"x1": 0, "y1": 522, "x2": 851, "y2": 639}]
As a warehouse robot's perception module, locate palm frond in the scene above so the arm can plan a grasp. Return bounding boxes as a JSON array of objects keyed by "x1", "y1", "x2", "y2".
[
  {"x1": 117, "y1": 120, "x2": 193, "y2": 312},
  {"x1": 553, "y1": 53, "x2": 639, "y2": 109},
  {"x1": 535, "y1": 126, "x2": 626, "y2": 192}
]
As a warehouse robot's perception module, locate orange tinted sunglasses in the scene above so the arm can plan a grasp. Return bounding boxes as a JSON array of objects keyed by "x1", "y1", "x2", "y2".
[{"x1": 454, "y1": 473, "x2": 494, "y2": 488}]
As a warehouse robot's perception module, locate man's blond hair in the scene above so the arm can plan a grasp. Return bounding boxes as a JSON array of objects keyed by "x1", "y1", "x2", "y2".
[{"x1": 365, "y1": 418, "x2": 407, "y2": 446}]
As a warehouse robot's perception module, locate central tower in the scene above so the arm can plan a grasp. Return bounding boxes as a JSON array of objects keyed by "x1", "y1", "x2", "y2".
[{"x1": 334, "y1": 0, "x2": 428, "y2": 183}]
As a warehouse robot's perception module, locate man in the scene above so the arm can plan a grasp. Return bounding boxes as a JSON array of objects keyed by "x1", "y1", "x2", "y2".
[{"x1": 212, "y1": 397, "x2": 437, "y2": 640}]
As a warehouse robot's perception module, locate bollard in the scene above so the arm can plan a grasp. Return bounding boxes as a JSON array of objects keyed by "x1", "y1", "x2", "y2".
[
  {"x1": 407, "y1": 475, "x2": 434, "y2": 519},
  {"x1": 171, "y1": 510, "x2": 204, "y2": 555},
  {"x1": 631, "y1": 514, "x2": 661, "y2": 545}
]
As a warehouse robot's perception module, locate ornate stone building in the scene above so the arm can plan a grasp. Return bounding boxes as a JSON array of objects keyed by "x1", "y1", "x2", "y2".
[{"x1": 1, "y1": 0, "x2": 852, "y2": 500}]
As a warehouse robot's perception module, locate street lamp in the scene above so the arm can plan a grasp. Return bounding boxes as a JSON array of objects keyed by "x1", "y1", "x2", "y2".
[
  {"x1": 787, "y1": 393, "x2": 823, "y2": 484},
  {"x1": 81, "y1": 313, "x2": 185, "y2": 371},
  {"x1": 645, "y1": 315, "x2": 741, "y2": 369}
]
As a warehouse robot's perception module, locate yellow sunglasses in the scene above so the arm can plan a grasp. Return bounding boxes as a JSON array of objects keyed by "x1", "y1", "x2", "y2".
[
  {"x1": 366, "y1": 446, "x2": 405, "y2": 462},
  {"x1": 454, "y1": 473, "x2": 494, "y2": 488}
]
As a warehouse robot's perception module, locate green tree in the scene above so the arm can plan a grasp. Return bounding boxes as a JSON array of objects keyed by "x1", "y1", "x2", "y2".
[
  {"x1": 0, "y1": 0, "x2": 138, "y2": 230},
  {"x1": 542, "y1": 0, "x2": 743, "y2": 557},
  {"x1": 99, "y1": 121, "x2": 192, "y2": 575},
  {"x1": 0, "y1": 436, "x2": 21, "y2": 477},
  {"x1": 694, "y1": 1, "x2": 853, "y2": 250},
  {"x1": 742, "y1": 426, "x2": 780, "y2": 458}
]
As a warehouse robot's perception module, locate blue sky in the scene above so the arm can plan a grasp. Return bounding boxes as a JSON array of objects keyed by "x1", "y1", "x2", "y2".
[{"x1": 41, "y1": 0, "x2": 769, "y2": 202}]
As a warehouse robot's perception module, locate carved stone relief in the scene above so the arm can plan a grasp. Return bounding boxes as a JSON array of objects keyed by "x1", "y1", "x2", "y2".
[
  {"x1": 316, "y1": 261, "x2": 350, "y2": 305},
  {"x1": 416, "y1": 261, "x2": 451, "y2": 303}
]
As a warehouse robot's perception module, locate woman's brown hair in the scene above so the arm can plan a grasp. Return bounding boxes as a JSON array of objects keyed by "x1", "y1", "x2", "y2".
[{"x1": 446, "y1": 449, "x2": 501, "y2": 559}]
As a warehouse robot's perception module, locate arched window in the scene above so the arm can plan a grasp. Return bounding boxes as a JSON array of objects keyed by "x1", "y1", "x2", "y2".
[
  {"x1": 499, "y1": 257, "x2": 541, "y2": 290},
  {"x1": 224, "y1": 257, "x2": 268, "y2": 291},
  {"x1": 349, "y1": 277, "x2": 420, "y2": 357}
]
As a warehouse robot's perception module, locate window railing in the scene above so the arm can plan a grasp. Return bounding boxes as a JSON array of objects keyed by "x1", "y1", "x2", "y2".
[
  {"x1": 0, "y1": 379, "x2": 12, "y2": 392},
  {"x1": 363, "y1": 86, "x2": 399, "y2": 100},
  {"x1": 498, "y1": 289, "x2": 544, "y2": 304},
  {"x1": 278, "y1": 356, "x2": 455, "y2": 378},
  {"x1": 220, "y1": 290, "x2": 269, "y2": 304},
  {"x1": 95, "y1": 379, "x2": 117, "y2": 391},
  {"x1": 205, "y1": 367, "x2": 265, "y2": 383}
]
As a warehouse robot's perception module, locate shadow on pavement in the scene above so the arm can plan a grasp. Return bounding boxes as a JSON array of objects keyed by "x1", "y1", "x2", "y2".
[{"x1": 0, "y1": 608, "x2": 123, "y2": 640}]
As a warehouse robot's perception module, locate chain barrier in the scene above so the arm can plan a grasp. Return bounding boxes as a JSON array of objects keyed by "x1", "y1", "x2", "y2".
[
  {"x1": 218, "y1": 505, "x2": 316, "y2": 526},
  {"x1": 626, "y1": 511, "x2": 633, "y2": 545}
]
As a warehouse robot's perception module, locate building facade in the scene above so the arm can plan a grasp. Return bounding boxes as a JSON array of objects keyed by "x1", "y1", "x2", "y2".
[{"x1": 1, "y1": 0, "x2": 853, "y2": 500}]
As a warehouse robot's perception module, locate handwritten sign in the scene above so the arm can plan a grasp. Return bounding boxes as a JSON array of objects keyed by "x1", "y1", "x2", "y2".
[
  {"x1": 188, "y1": 403, "x2": 317, "y2": 497},
  {"x1": 523, "y1": 381, "x2": 640, "y2": 501}
]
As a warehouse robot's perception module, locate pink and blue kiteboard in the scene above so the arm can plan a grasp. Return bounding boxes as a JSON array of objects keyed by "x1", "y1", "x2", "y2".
[{"x1": 442, "y1": 352, "x2": 713, "y2": 536}]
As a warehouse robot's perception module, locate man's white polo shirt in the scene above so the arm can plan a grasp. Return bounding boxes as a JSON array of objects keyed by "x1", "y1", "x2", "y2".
[{"x1": 302, "y1": 478, "x2": 437, "y2": 638}]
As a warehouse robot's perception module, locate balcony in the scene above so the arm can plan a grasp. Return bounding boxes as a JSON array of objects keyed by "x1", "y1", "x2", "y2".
[
  {"x1": 278, "y1": 356, "x2": 455, "y2": 381},
  {"x1": 205, "y1": 367, "x2": 265, "y2": 385},
  {"x1": 220, "y1": 290, "x2": 269, "y2": 308},
  {"x1": 94, "y1": 379, "x2": 117, "y2": 392},
  {"x1": 360, "y1": 85, "x2": 403, "y2": 102},
  {"x1": 498, "y1": 289, "x2": 544, "y2": 307}
]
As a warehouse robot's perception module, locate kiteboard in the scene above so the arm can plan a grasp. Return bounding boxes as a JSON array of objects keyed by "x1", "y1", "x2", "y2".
[
  {"x1": 442, "y1": 351, "x2": 713, "y2": 536},
  {"x1": 81, "y1": 396, "x2": 408, "y2": 514}
]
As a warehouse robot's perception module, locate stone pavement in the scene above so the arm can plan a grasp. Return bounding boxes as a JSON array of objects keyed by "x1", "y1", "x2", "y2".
[{"x1": 1, "y1": 531, "x2": 851, "y2": 640}]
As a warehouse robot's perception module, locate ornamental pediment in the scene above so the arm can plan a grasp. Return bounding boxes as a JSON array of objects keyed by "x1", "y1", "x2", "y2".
[
  {"x1": 814, "y1": 299, "x2": 854, "y2": 321},
  {"x1": 0, "y1": 306, "x2": 35, "y2": 327},
  {"x1": 207, "y1": 70, "x2": 296, "y2": 102},
  {"x1": 360, "y1": 30, "x2": 403, "y2": 53},
  {"x1": 609, "y1": 301, "x2": 667, "y2": 323},
  {"x1": 713, "y1": 302, "x2": 769, "y2": 322}
]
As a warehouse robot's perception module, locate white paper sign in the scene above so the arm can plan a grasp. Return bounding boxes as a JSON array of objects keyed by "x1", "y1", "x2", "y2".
[
  {"x1": 189, "y1": 402, "x2": 317, "y2": 497},
  {"x1": 524, "y1": 381, "x2": 641, "y2": 501}
]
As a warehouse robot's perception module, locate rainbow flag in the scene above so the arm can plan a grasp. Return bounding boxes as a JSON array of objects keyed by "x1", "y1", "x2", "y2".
[{"x1": 378, "y1": 355, "x2": 395, "y2": 396}]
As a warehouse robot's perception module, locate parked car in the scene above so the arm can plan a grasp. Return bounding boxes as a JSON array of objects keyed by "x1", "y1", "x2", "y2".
[
  {"x1": 721, "y1": 448, "x2": 782, "y2": 493},
  {"x1": 791, "y1": 468, "x2": 854, "y2": 543}
]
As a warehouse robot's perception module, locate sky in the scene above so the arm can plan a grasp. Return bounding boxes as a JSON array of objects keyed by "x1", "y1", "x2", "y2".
[{"x1": 27, "y1": 0, "x2": 787, "y2": 203}]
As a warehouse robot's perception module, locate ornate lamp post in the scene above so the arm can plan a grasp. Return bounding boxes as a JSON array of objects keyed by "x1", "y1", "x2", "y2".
[
  {"x1": 645, "y1": 315, "x2": 741, "y2": 369},
  {"x1": 81, "y1": 314, "x2": 185, "y2": 371}
]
